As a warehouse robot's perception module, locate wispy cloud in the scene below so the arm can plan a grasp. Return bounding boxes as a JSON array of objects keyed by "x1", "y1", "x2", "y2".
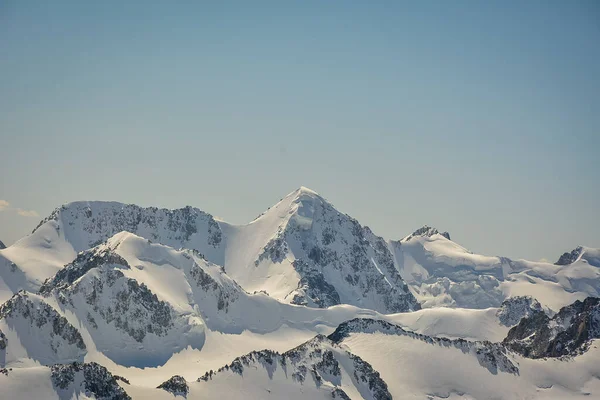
[
  {"x1": 16, "y1": 209, "x2": 40, "y2": 218},
  {"x1": 0, "y1": 200, "x2": 39, "y2": 217}
]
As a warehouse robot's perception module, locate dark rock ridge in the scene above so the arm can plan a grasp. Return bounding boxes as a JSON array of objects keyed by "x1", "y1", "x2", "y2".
[
  {"x1": 555, "y1": 246, "x2": 584, "y2": 266},
  {"x1": 328, "y1": 318, "x2": 519, "y2": 375},
  {"x1": 503, "y1": 297, "x2": 600, "y2": 358},
  {"x1": 0, "y1": 240, "x2": 5, "y2": 249},
  {"x1": 198, "y1": 335, "x2": 391, "y2": 400},
  {"x1": 404, "y1": 226, "x2": 451, "y2": 241},
  {"x1": 188, "y1": 258, "x2": 240, "y2": 313},
  {"x1": 33, "y1": 201, "x2": 222, "y2": 252},
  {"x1": 51, "y1": 362, "x2": 131, "y2": 400},
  {"x1": 53, "y1": 268, "x2": 174, "y2": 343},
  {"x1": 157, "y1": 375, "x2": 188, "y2": 396},
  {"x1": 40, "y1": 242, "x2": 130, "y2": 295},
  {"x1": 0, "y1": 292, "x2": 86, "y2": 352},
  {"x1": 496, "y1": 296, "x2": 543, "y2": 327}
]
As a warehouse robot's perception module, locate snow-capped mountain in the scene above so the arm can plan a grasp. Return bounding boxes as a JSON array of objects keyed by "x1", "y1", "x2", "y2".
[
  {"x1": 1, "y1": 186, "x2": 599, "y2": 399},
  {"x1": 390, "y1": 226, "x2": 600, "y2": 311}
]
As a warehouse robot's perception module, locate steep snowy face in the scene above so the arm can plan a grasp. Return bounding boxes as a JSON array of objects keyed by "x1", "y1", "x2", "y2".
[
  {"x1": 391, "y1": 231, "x2": 508, "y2": 309},
  {"x1": 0, "y1": 292, "x2": 86, "y2": 366},
  {"x1": 503, "y1": 297, "x2": 600, "y2": 359},
  {"x1": 240, "y1": 187, "x2": 419, "y2": 313},
  {"x1": 34, "y1": 201, "x2": 224, "y2": 261},
  {"x1": 196, "y1": 334, "x2": 392, "y2": 400}
]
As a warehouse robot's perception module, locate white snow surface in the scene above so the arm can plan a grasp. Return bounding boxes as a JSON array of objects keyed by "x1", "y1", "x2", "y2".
[{"x1": 0, "y1": 186, "x2": 599, "y2": 399}]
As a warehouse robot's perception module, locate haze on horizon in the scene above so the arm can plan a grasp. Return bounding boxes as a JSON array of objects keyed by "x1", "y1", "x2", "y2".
[{"x1": 0, "y1": 1, "x2": 599, "y2": 261}]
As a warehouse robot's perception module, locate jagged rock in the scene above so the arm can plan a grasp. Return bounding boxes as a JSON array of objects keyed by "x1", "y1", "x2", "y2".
[
  {"x1": 555, "y1": 246, "x2": 584, "y2": 266},
  {"x1": 0, "y1": 329, "x2": 6, "y2": 350},
  {"x1": 503, "y1": 297, "x2": 600, "y2": 358},
  {"x1": 496, "y1": 296, "x2": 543, "y2": 326},
  {"x1": 404, "y1": 226, "x2": 451, "y2": 241},
  {"x1": 158, "y1": 375, "x2": 188, "y2": 396},
  {"x1": 40, "y1": 242, "x2": 130, "y2": 294},
  {"x1": 33, "y1": 202, "x2": 222, "y2": 252},
  {"x1": 0, "y1": 292, "x2": 86, "y2": 352},
  {"x1": 0, "y1": 240, "x2": 5, "y2": 249},
  {"x1": 198, "y1": 335, "x2": 393, "y2": 400},
  {"x1": 51, "y1": 362, "x2": 131, "y2": 399}
]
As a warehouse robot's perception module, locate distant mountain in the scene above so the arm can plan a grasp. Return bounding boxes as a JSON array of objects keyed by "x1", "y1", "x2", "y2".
[
  {"x1": 1, "y1": 187, "x2": 600, "y2": 399},
  {"x1": 390, "y1": 226, "x2": 600, "y2": 311}
]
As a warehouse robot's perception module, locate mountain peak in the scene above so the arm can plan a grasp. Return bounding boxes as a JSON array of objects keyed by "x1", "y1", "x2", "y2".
[
  {"x1": 296, "y1": 186, "x2": 319, "y2": 196},
  {"x1": 403, "y1": 225, "x2": 451, "y2": 241},
  {"x1": 555, "y1": 246, "x2": 584, "y2": 266}
]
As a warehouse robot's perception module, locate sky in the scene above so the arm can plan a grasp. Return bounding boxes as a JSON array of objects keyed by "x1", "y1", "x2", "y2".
[{"x1": 0, "y1": 1, "x2": 599, "y2": 261}]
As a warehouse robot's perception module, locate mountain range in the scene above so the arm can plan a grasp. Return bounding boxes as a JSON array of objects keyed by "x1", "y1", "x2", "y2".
[{"x1": 1, "y1": 187, "x2": 599, "y2": 399}]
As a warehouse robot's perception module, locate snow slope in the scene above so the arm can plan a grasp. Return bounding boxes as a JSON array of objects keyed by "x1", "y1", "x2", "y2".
[
  {"x1": 390, "y1": 227, "x2": 600, "y2": 312},
  {"x1": 1, "y1": 187, "x2": 599, "y2": 399}
]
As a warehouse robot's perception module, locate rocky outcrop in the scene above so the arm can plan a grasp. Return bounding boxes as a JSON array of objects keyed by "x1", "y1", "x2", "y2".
[
  {"x1": 555, "y1": 246, "x2": 584, "y2": 266},
  {"x1": 157, "y1": 375, "x2": 188, "y2": 396},
  {"x1": 40, "y1": 241, "x2": 130, "y2": 295},
  {"x1": 496, "y1": 296, "x2": 543, "y2": 326},
  {"x1": 51, "y1": 362, "x2": 131, "y2": 400},
  {"x1": 403, "y1": 226, "x2": 451, "y2": 241},
  {"x1": 503, "y1": 297, "x2": 600, "y2": 358},
  {"x1": 0, "y1": 292, "x2": 86, "y2": 354},
  {"x1": 198, "y1": 335, "x2": 392, "y2": 400}
]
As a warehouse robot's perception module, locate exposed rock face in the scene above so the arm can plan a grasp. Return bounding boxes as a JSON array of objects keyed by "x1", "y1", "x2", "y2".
[
  {"x1": 198, "y1": 335, "x2": 392, "y2": 400},
  {"x1": 189, "y1": 259, "x2": 239, "y2": 313},
  {"x1": 157, "y1": 375, "x2": 188, "y2": 396},
  {"x1": 0, "y1": 240, "x2": 5, "y2": 249},
  {"x1": 403, "y1": 226, "x2": 451, "y2": 241},
  {"x1": 40, "y1": 240, "x2": 130, "y2": 294},
  {"x1": 0, "y1": 292, "x2": 86, "y2": 358},
  {"x1": 51, "y1": 362, "x2": 131, "y2": 400},
  {"x1": 503, "y1": 297, "x2": 600, "y2": 358},
  {"x1": 58, "y1": 268, "x2": 174, "y2": 343},
  {"x1": 329, "y1": 318, "x2": 519, "y2": 375},
  {"x1": 555, "y1": 246, "x2": 584, "y2": 266},
  {"x1": 0, "y1": 329, "x2": 6, "y2": 350},
  {"x1": 497, "y1": 296, "x2": 543, "y2": 327},
  {"x1": 34, "y1": 201, "x2": 222, "y2": 253},
  {"x1": 259, "y1": 189, "x2": 419, "y2": 313}
]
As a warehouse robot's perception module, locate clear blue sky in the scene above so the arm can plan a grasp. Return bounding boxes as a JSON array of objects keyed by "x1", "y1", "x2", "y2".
[{"x1": 1, "y1": 1, "x2": 599, "y2": 261}]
